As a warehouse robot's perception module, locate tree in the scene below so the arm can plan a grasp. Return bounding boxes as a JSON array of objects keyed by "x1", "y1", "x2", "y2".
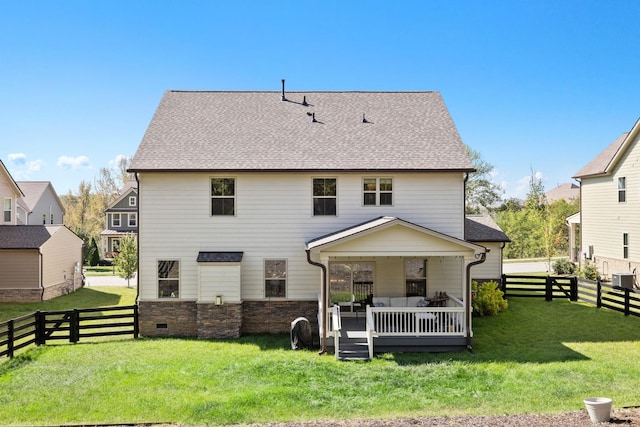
[
  {"x1": 88, "y1": 237, "x2": 100, "y2": 266},
  {"x1": 114, "y1": 234, "x2": 137, "y2": 288},
  {"x1": 465, "y1": 145, "x2": 503, "y2": 213}
]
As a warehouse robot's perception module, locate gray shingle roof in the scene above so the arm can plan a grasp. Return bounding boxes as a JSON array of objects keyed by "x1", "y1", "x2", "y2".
[
  {"x1": 573, "y1": 132, "x2": 627, "y2": 179},
  {"x1": 196, "y1": 251, "x2": 244, "y2": 263},
  {"x1": 0, "y1": 225, "x2": 60, "y2": 249},
  {"x1": 465, "y1": 215, "x2": 510, "y2": 242},
  {"x1": 130, "y1": 91, "x2": 473, "y2": 172}
]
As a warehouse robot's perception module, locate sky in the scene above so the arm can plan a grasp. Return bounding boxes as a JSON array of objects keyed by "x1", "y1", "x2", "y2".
[{"x1": 1, "y1": 1, "x2": 639, "y2": 200}]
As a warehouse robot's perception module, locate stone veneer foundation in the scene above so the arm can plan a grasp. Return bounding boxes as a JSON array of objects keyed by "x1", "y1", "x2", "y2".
[
  {"x1": 0, "y1": 281, "x2": 78, "y2": 302},
  {"x1": 138, "y1": 300, "x2": 319, "y2": 338}
]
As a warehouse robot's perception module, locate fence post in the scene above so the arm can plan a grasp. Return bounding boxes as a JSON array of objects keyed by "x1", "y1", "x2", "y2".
[
  {"x1": 133, "y1": 305, "x2": 139, "y2": 339},
  {"x1": 7, "y1": 319, "x2": 14, "y2": 358},
  {"x1": 501, "y1": 274, "x2": 507, "y2": 295},
  {"x1": 35, "y1": 311, "x2": 45, "y2": 346},
  {"x1": 570, "y1": 276, "x2": 578, "y2": 301},
  {"x1": 596, "y1": 279, "x2": 602, "y2": 308},
  {"x1": 624, "y1": 288, "x2": 631, "y2": 316},
  {"x1": 545, "y1": 276, "x2": 553, "y2": 301},
  {"x1": 70, "y1": 309, "x2": 79, "y2": 343}
]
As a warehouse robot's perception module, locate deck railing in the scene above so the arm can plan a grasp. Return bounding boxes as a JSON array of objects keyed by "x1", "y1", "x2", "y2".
[{"x1": 331, "y1": 305, "x2": 342, "y2": 359}]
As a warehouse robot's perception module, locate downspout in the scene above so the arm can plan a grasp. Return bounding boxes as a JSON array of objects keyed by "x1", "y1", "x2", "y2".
[
  {"x1": 306, "y1": 249, "x2": 327, "y2": 355},
  {"x1": 465, "y1": 251, "x2": 486, "y2": 352},
  {"x1": 134, "y1": 173, "x2": 140, "y2": 304},
  {"x1": 39, "y1": 250, "x2": 45, "y2": 300}
]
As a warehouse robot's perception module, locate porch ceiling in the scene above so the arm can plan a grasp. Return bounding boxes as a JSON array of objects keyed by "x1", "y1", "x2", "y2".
[{"x1": 306, "y1": 216, "x2": 486, "y2": 259}]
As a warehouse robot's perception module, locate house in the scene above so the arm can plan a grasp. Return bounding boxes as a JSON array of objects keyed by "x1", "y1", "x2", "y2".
[
  {"x1": 545, "y1": 183, "x2": 579, "y2": 204},
  {"x1": 129, "y1": 86, "x2": 509, "y2": 354},
  {"x1": 99, "y1": 180, "x2": 138, "y2": 258},
  {"x1": 1, "y1": 160, "x2": 23, "y2": 226},
  {"x1": 573, "y1": 117, "x2": 640, "y2": 281},
  {"x1": 465, "y1": 215, "x2": 510, "y2": 282},
  {"x1": 15, "y1": 181, "x2": 65, "y2": 225},
  {"x1": 0, "y1": 160, "x2": 83, "y2": 302}
]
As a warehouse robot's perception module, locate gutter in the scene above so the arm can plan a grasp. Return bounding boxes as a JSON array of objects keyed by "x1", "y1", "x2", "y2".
[
  {"x1": 306, "y1": 249, "x2": 327, "y2": 355},
  {"x1": 134, "y1": 173, "x2": 140, "y2": 304},
  {"x1": 465, "y1": 251, "x2": 487, "y2": 352}
]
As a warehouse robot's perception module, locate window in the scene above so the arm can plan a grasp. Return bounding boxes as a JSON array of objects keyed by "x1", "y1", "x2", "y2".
[
  {"x1": 405, "y1": 259, "x2": 427, "y2": 297},
  {"x1": 3, "y1": 198, "x2": 11, "y2": 222},
  {"x1": 42, "y1": 214, "x2": 46, "y2": 225},
  {"x1": 112, "y1": 238, "x2": 121, "y2": 253},
  {"x1": 313, "y1": 178, "x2": 337, "y2": 215},
  {"x1": 265, "y1": 259, "x2": 287, "y2": 298},
  {"x1": 623, "y1": 233, "x2": 629, "y2": 259},
  {"x1": 112, "y1": 213, "x2": 121, "y2": 227},
  {"x1": 50, "y1": 213, "x2": 53, "y2": 224},
  {"x1": 129, "y1": 213, "x2": 137, "y2": 227},
  {"x1": 211, "y1": 178, "x2": 235, "y2": 215},
  {"x1": 618, "y1": 177, "x2": 626, "y2": 202},
  {"x1": 158, "y1": 260, "x2": 180, "y2": 298},
  {"x1": 129, "y1": 196, "x2": 137, "y2": 207},
  {"x1": 363, "y1": 178, "x2": 393, "y2": 206},
  {"x1": 329, "y1": 262, "x2": 374, "y2": 306}
]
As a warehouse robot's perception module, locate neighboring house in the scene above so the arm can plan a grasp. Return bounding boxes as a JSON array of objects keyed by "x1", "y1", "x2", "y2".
[
  {"x1": 0, "y1": 225, "x2": 84, "y2": 302},
  {"x1": 129, "y1": 87, "x2": 509, "y2": 353},
  {"x1": 99, "y1": 180, "x2": 138, "y2": 258},
  {"x1": 545, "y1": 183, "x2": 579, "y2": 203},
  {"x1": 573, "y1": 117, "x2": 640, "y2": 281},
  {"x1": 1, "y1": 159, "x2": 24, "y2": 226},
  {"x1": 15, "y1": 181, "x2": 65, "y2": 225},
  {"x1": 465, "y1": 215, "x2": 510, "y2": 282}
]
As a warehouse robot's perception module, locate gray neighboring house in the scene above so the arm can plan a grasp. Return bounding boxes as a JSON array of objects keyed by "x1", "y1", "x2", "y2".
[
  {"x1": 0, "y1": 225, "x2": 83, "y2": 302},
  {"x1": 99, "y1": 180, "x2": 138, "y2": 259},
  {"x1": 16, "y1": 181, "x2": 65, "y2": 225}
]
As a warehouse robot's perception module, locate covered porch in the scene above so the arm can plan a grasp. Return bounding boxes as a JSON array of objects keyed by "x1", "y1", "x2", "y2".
[{"x1": 305, "y1": 217, "x2": 487, "y2": 359}]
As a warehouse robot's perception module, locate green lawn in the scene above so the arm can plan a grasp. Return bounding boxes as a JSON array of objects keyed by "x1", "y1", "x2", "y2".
[
  {"x1": 1, "y1": 291, "x2": 640, "y2": 426},
  {"x1": 83, "y1": 265, "x2": 118, "y2": 276}
]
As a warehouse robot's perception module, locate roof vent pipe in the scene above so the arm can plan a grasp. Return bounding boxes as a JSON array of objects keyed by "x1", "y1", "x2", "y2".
[
  {"x1": 362, "y1": 113, "x2": 368, "y2": 123},
  {"x1": 312, "y1": 112, "x2": 317, "y2": 123},
  {"x1": 302, "y1": 95, "x2": 308, "y2": 106},
  {"x1": 281, "y1": 79, "x2": 286, "y2": 101}
]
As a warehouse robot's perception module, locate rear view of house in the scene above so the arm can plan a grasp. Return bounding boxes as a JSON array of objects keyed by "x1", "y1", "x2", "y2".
[{"x1": 129, "y1": 85, "x2": 508, "y2": 353}]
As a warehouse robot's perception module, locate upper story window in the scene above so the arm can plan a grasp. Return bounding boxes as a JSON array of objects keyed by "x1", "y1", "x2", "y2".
[
  {"x1": 112, "y1": 213, "x2": 121, "y2": 227},
  {"x1": 158, "y1": 260, "x2": 180, "y2": 298},
  {"x1": 129, "y1": 213, "x2": 137, "y2": 227},
  {"x1": 211, "y1": 178, "x2": 235, "y2": 216},
  {"x1": 313, "y1": 178, "x2": 337, "y2": 216},
  {"x1": 618, "y1": 177, "x2": 626, "y2": 202},
  {"x1": 363, "y1": 178, "x2": 393, "y2": 206},
  {"x1": 42, "y1": 214, "x2": 46, "y2": 224},
  {"x1": 623, "y1": 233, "x2": 629, "y2": 259},
  {"x1": 129, "y1": 196, "x2": 137, "y2": 207},
  {"x1": 3, "y1": 198, "x2": 11, "y2": 222},
  {"x1": 264, "y1": 259, "x2": 287, "y2": 298}
]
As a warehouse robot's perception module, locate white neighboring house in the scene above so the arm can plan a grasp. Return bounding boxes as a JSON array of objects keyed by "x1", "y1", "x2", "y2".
[
  {"x1": 129, "y1": 87, "x2": 509, "y2": 353},
  {"x1": 573, "y1": 117, "x2": 640, "y2": 282},
  {"x1": 15, "y1": 181, "x2": 65, "y2": 225}
]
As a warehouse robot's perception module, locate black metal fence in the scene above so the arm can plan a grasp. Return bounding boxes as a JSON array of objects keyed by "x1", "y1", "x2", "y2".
[
  {"x1": 0, "y1": 305, "x2": 138, "y2": 359},
  {"x1": 502, "y1": 274, "x2": 640, "y2": 318}
]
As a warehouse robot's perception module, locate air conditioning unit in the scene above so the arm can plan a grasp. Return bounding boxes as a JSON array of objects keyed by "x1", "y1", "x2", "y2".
[{"x1": 612, "y1": 273, "x2": 634, "y2": 290}]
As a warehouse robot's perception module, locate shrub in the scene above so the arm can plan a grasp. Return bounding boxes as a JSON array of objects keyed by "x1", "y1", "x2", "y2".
[
  {"x1": 579, "y1": 259, "x2": 599, "y2": 280},
  {"x1": 552, "y1": 259, "x2": 577, "y2": 275},
  {"x1": 472, "y1": 280, "x2": 508, "y2": 316}
]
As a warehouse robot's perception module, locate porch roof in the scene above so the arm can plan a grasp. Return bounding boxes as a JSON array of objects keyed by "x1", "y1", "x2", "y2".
[{"x1": 306, "y1": 216, "x2": 486, "y2": 258}]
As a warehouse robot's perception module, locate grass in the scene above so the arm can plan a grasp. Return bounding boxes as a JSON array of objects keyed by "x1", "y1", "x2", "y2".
[
  {"x1": 83, "y1": 265, "x2": 118, "y2": 276},
  {"x1": 2, "y1": 293, "x2": 640, "y2": 425}
]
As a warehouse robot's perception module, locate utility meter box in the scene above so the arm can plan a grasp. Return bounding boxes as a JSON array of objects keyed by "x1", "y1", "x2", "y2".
[{"x1": 612, "y1": 273, "x2": 634, "y2": 290}]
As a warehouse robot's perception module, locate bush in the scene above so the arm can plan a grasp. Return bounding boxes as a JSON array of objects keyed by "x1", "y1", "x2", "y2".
[
  {"x1": 472, "y1": 280, "x2": 508, "y2": 316},
  {"x1": 552, "y1": 259, "x2": 577, "y2": 275},
  {"x1": 579, "y1": 259, "x2": 599, "y2": 280}
]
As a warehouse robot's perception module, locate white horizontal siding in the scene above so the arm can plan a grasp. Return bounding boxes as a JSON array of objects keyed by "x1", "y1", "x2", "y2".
[
  {"x1": 470, "y1": 242, "x2": 503, "y2": 281},
  {"x1": 198, "y1": 264, "x2": 241, "y2": 303},
  {"x1": 137, "y1": 171, "x2": 466, "y2": 302}
]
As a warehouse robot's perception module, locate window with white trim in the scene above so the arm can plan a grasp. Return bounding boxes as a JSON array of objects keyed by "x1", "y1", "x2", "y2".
[
  {"x1": 623, "y1": 233, "x2": 629, "y2": 259},
  {"x1": 405, "y1": 259, "x2": 427, "y2": 297},
  {"x1": 211, "y1": 178, "x2": 235, "y2": 215},
  {"x1": 265, "y1": 259, "x2": 287, "y2": 298},
  {"x1": 158, "y1": 260, "x2": 180, "y2": 298},
  {"x1": 129, "y1": 213, "x2": 137, "y2": 227},
  {"x1": 3, "y1": 198, "x2": 11, "y2": 222},
  {"x1": 313, "y1": 178, "x2": 337, "y2": 215},
  {"x1": 618, "y1": 177, "x2": 626, "y2": 203},
  {"x1": 363, "y1": 178, "x2": 393, "y2": 206},
  {"x1": 112, "y1": 213, "x2": 121, "y2": 227},
  {"x1": 129, "y1": 196, "x2": 137, "y2": 207}
]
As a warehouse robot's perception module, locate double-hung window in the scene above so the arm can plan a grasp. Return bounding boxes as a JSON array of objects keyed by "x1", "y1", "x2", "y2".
[
  {"x1": 129, "y1": 196, "x2": 137, "y2": 207},
  {"x1": 363, "y1": 178, "x2": 393, "y2": 206},
  {"x1": 158, "y1": 260, "x2": 180, "y2": 298},
  {"x1": 211, "y1": 178, "x2": 235, "y2": 215},
  {"x1": 618, "y1": 177, "x2": 626, "y2": 203},
  {"x1": 3, "y1": 198, "x2": 11, "y2": 222},
  {"x1": 313, "y1": 178, "x2": 337, "y2": 216},
  {"x1": 112, "y1": 213, "x2": 121, "y2": 227},
  {"x1": 129, "y1": 213, "x2": 137, "y2": 227},
  {"x1": 623, "y1": 233, "x2": 629, "y2": 259},
  {"x1": 265, "y1": 259, "x2": 287, "y2": 298}
]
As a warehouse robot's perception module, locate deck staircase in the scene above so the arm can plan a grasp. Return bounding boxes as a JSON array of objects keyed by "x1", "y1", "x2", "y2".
[{"x1": 337, "y1": 330, "x2": 370, "y2": 361}]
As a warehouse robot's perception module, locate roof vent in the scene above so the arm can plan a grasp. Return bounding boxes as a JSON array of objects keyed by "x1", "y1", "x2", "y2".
[
  {"x1": 362, "y1": 113, "x2": 368, "y2": 123},
  {"x1": 312, "y1": 112, "x2": 317, "y2": 122},
  {"x1": 302, "y1": 95, "x2": 308, "y2": 106},
  {"x1": 281, "y1": 79, "x2": 286, "y2": 101}
]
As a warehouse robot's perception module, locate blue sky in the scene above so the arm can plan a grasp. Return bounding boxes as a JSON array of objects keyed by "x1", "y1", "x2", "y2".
[{"x1": 1, "y1": 1, "x2": 639, "y2": 199}]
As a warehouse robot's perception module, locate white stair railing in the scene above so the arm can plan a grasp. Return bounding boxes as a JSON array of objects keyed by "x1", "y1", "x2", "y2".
[{"x1": 331, "y1": 305, "x2": 341, "y2": 360}]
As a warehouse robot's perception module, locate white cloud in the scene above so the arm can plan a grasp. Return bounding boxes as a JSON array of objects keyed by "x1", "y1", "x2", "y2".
[
  {"x1": 513, "y1": 171, "x2": 545, "y2": 199},
  {"x1": 57, "y1": 155, "x2": 91, "y2": 170},
  {"x1": 8, "y1": 152, "x2": 27, "y2": 165},
  {"x1": 108, "y1": 154, "x2": 130, "y2": 168}
]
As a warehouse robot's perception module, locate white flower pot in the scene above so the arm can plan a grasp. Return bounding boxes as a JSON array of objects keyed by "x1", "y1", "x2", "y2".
[{"x1": 584, "y1": 397, "x2": 612, "y2": 423}]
